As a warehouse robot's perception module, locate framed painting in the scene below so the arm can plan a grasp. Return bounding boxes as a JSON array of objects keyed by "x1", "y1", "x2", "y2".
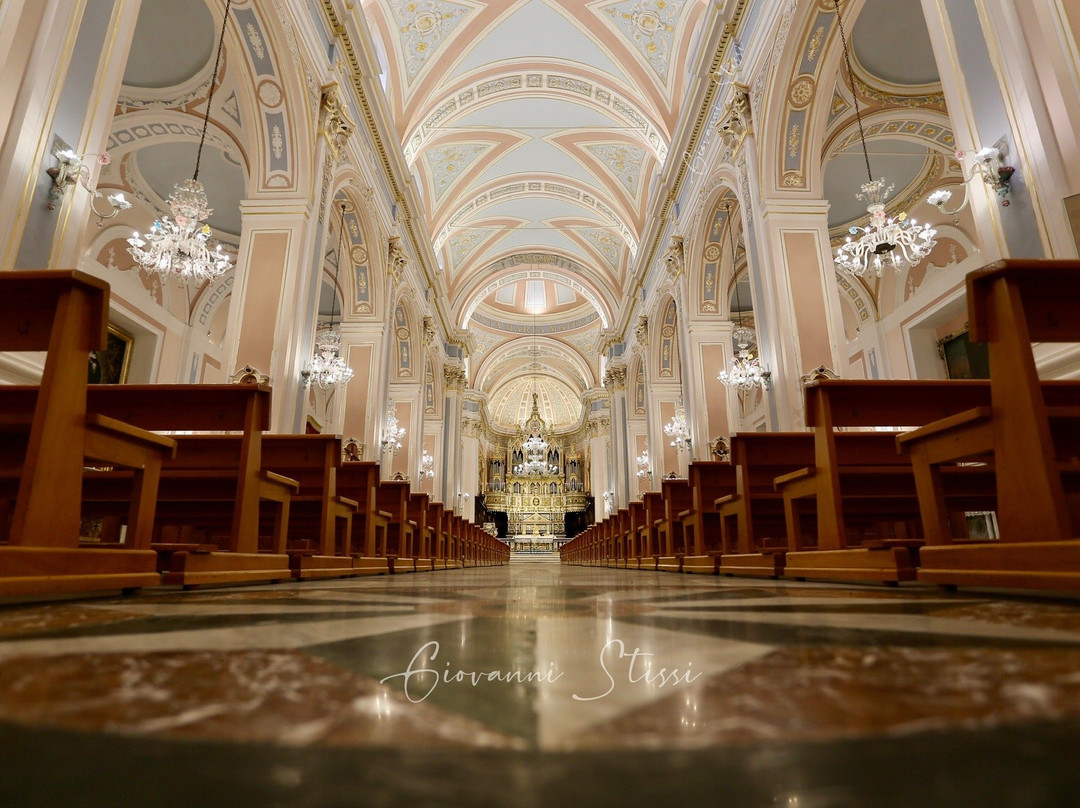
[
  {"x1": 89, "y1": 324, "x2": 132, "y2": 384},
  {"x1": 937, "y1": 328, "x2": 990, "y2": 380}
]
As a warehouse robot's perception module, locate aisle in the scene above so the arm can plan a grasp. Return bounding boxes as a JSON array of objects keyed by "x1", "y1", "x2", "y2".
[{"x1": 1, "y1": 567, "x2": 1080, "y2": 806}]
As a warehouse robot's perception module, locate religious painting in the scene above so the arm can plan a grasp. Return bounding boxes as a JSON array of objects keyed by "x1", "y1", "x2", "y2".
[
  {"x1": 89, "y1": 324, "x2": 132, "y2": 384},
  {"x1": 938, "y1": 329, "x2": 989, "y2": 380}
]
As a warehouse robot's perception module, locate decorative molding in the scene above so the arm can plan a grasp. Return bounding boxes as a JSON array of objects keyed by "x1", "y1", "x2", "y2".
[
  {"x1": 444, "y1": 364, "x2": 468, "y2": 392},
  {"x1": 633, "y1": 314, "x2": 649, "y2": 347},
  {"x1": 717, "y1": 86, "x2": 752, "y2": 157},
  {"x1": 387, "y1": 236, "x2": 408, "y2": 282},
  {"x1": 422, "y1": 315, "x2": 436, "y2": 346},
  {"x1": 318, "y1": 82, "x2": 354, "y2": 163},
  {"x1": 230, "y1": 364, "x2": 269, "y2": 385},
  {"x1": 603, "y1": 363, "x2": 627, "y2": 391},
  {"x1": 662, "y1": 235, "x2": 685, "y2": 280}
]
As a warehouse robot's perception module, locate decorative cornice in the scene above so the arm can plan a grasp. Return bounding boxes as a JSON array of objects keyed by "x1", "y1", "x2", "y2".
[
  {"x1": 603, "y1": 363, "x2": 627, "y2": 391},
  {"x1": 443, "y1": 364, "x2": 468, "y2": 392}
]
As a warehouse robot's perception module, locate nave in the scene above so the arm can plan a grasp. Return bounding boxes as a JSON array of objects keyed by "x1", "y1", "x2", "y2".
[{"x1": 2, "y1": 563, "x2": 1080, "y2": 807}]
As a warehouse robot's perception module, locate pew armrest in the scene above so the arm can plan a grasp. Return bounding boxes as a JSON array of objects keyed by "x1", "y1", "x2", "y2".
[
  {"x1": 896, "y1": 406, "x2": 993, "y2": 451},
  {"x1": 774, "y1": 466, "x2": 813, "y2": 488},
  {"x1": 86, "y1": 413, "x2": 177, "y2": 457}
]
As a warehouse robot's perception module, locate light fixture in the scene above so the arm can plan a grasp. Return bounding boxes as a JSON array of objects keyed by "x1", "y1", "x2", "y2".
[
  {"x1": 420, "y1": 449, "x2": 435, "y2": 479},
  {"x1": 663, "y1": 401, "x2": 692, "y2": 452},
  {"x1": 928, "y1": 142, "x2": 1015, "y2": 215},
  {"x1": 830, "y1": 0, "x2": 937, "y2": 278},
  {"x1": 302, "y1": 200, "x2": 355, "y2": 390},
  {"x1": 635, "y1": 448, "x2": 652, "y2": 480},
  {"x1": 46, "y1": 148, "x2": 132, "y2": 224},
  {"x1": 127, "y1": 0, "x2": 233, "y2": 286},
  {"x1": 716, "y1": 202, "x2": 771, "y2": 393},
  {"x1": 381, "y1": 403, "x2": 406, "y2": 454},
  {"x1": 512, "y1": 394, "x2": 560, "y2": 476}
]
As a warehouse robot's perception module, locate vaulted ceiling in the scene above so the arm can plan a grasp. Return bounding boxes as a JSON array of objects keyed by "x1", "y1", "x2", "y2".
[{"x1": 359, "y1": 0, "x2": 711, "y2": 429}]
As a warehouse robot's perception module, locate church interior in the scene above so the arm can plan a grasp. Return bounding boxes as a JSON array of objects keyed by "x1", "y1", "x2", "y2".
[{"x1": 3, "y1": 0, "x2": 1080, "y2": 804}]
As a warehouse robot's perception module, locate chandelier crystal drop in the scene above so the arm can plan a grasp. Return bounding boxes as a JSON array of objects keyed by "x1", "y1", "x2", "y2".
[
  {"x1": 829, "y1": 0, "x2": 937, "y2": 278},
  {"x1": 127, "y1": 0, "x2": 234, "y2": 286}
]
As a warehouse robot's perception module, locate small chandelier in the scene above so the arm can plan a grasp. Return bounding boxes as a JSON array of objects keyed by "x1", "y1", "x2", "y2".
[
  {"x1": 420, "y1": 449, "x2": 435, "y2": 479},
  {"x1": 663, "y1": 403, "x2": 691, "y2": 451},
  {"x1": 635, "y1": 448, "x2": 652, "y2": 480},
  {"x1": 717, "y1": 202, "x2": 771, "y2": 393},
  {"x1": 127, "y1": 0, "x2": 234, "y2": 286},
  {"x1": 719, "y1": 326, "x2": 771, "y2": 393},
  {"x1": 381, "y1": 403, "x2": 406, "y2": 453},
  {"x1": 830, "y1": 0, "x2": 937, "y2": 279},
  {"x1": 302, "y1": 200, "x2": 354, "y2": 390}
]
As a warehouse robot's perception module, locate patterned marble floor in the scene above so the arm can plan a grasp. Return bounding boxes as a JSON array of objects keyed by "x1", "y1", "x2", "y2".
[{"x1": 2, "y1": 563, "x2": 1080, "y2": 806}]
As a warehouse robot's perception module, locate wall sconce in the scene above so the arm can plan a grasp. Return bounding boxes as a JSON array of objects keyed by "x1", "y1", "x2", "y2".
[
  {"x1": 380, "y1": 403, "x2": 406, "y2": 454},
  {"x1": 928, "y1": 141, "x2": 1016, "y2": 215},
  {"x1": 46, "y1": 148, "x2": 131, "y2": 224},
  {"x1": 420, "y1": 449, "x2": 435, "y2": 478}
]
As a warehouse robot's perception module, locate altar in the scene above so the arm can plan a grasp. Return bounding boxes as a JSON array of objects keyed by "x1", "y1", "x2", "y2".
[{"x1": 509, "y1": 534, "x2": 556, "y2": 552}]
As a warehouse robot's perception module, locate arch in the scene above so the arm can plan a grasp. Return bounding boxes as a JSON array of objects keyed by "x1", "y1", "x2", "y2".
[
  {"x1": 456, "y1": 254, "x2": 615, "y2": 328},
  {"x1": 654, "y1": 295, "x2": 681, "y2": 383}
]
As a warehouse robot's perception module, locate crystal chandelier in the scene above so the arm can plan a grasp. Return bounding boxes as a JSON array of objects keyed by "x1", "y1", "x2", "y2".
[
  {"x1": 663, "y1": 403, "x2": 691, "y2": 451},
  {"x1": 127, "y1": 0, "x2": 234, "y2": 286},
  {"x1": 513, "y1": 393, "x2": 560, "y2": 476},
  {"x1": 302, "y1": 200, "x2": 354, "y2": 389},
  {"x1": 381, "y1": 403, "x2": 406, "y2": 453},
  {"x1": 420, "y1": 449, "x2": 435, "y2": 479},
  {"x1": 717, "y1": 202, "x2": 771, "y2": 393},
  {"x1": 830, "y1": 0, "x2": 937, "y2": 279},
  {"x1": 719, "y1": 326, "x2": 771, "y2": 392},
  {"x1": 635, "y1": 448, "x2": 652, "y2": 480}
]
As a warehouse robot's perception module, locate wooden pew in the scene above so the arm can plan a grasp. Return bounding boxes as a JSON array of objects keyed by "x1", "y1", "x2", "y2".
[
  {"x1": 614, "y1": 508, "x2": 629, "y2": 568},
  {"x1": 377, "y1": 480, "x2": 415, "y2": 573},
  {"x1": 337, "y1": 461, "x2": 391, "y2": 575},
  {"x1": 427, "y1": 500, "x2": 448, "y2": 569},
  {"x1": 656, "y1": 478, "x2": 693, "y2": 573},
  {"x1": 407, "y1": 492, "x2": 434, "y2": 571},
  {"x1": 680, "y1": 461, "x2": 738, "y2": 574},
  {"x1": 777, "y1": 379, "x2": 1011, "y2": 585},
  {"x1": 637, "y1": 492, "x2": 665, "y2": 571},
  {"x1": 0, "y1": 270, "x2": 176, "y2": 596},
  {"x1": 626, "y1": 501, "x2": 646, "y2": 569},
  {"x1": 79, "y1": 383, "x2": 297, "y2": 587},
  {"x1": 716, "y1": 433, "x2": 816, "y2": 578},
  {"x1": 899, "y1": 260, "x2": 1080, "y2": 591},
  {"x1": 260, "y1": 434, "x2": 357, "y2": 580}
]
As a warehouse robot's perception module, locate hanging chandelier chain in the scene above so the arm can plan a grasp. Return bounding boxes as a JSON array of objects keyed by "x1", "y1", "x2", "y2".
[
  {"x1": 832, "y1": 0, "x2": 873, "y2": 184},
  {"x1": 331, "y1": 201, "x2": 347, "y2": 329},
  {"x1": 724, "y1": 201, "x2": 743, "y2": 328},
  {"x1": 194, "y1": 0, "x2": 232, "y2": 183}
]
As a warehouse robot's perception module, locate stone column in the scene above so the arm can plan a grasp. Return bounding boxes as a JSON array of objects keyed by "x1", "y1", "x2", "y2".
[
  {"x1": 603, "y1": 362, "x2": 630, "y2": 508},
  {"x1": 587, "y1": 413, "x2": 611, "y2": 523},
  {"x1": 754, "y1": 198, "x2": 846, "y2": 429},
  {"x1": 441, "y1": 363, "x2": 467, "y2": 513},
  {"x1": 224, "y1": 197, "x2": 317, "y2": 432}
]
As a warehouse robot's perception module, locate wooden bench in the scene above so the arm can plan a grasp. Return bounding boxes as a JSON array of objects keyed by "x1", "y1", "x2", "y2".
[
  {"x1": 0, "y1": 270, "x2": 176, "y2": 597},
  {"x1": 337, "y1": 461, "x2": 391, "y2": 575},
  {"x1": 376, "y1": 479, "x2": 415, "y2": 573},
  {"x1": 680, "y1": 461, "x2": 738, "y2": 574},
  {"x1": 407, "y1": 492, "x2": 435, "y2": 571},
  {"x1": 716, "y1": 433, "x2": 816, "y2": 578},
  {"x1": 626, "y1": 501, "x2": 646, "y2": 569},
  {"x1": 614, "y1": 508, "x2": 630, "y2": 568},
  {"x1": 77, "y1": 383, "x2": 297, "y2": 587},
  {"x1": 900, "y1": 260, "x2": 1080, "y2": 591},
  {"x1": 656, "y1": 478, "x2": 693, "y2": 573},
  {"x1": 636, "y1": 492, "x2": 665, "y2": 571},
  {"x1": 777, "y1": 379, "x2": 999, "y2": 585},
  {"x1": 261, "y1": 434, "x2": 358, "y2": 580}
]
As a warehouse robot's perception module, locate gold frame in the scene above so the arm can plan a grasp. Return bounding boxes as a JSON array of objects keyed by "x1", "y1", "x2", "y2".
[{"x1": 89, "y1": 324, "x2": 132, "y2": 384}]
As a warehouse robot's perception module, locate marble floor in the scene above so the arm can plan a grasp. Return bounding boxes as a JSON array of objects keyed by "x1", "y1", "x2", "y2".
[{"x1": 2, "y1": 562, "x2": 1080, "y2": 807}]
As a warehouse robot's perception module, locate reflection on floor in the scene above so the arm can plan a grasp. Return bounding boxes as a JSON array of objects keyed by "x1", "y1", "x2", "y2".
[{"x1": 2, "y1": 564, "x2": 1080, "y2": 807}]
